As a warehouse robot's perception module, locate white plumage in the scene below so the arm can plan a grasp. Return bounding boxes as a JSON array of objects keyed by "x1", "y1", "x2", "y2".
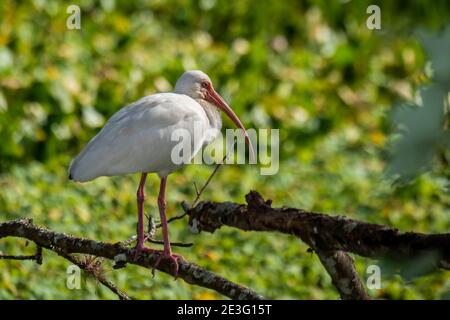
[{"x1": 69, "y1": 93, "x2": 214, "y2": 181}]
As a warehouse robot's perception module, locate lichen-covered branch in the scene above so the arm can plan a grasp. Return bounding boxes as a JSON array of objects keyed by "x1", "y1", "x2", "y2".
[
  {"x1": 2, "y1": 190, "x2": 448, "y2": 300},
  {"x1": 0, "y1": 218, "x2": 264, "y2": 300},
  {"x1": 185, "y1": 190, "x2": 449, "y2": 300},
  {"x1": 186, "y1": 191, "x2": 450, "y2": 271},
  {"x1": 316, "y1": 250, "x2": 370, "y2": 300}
]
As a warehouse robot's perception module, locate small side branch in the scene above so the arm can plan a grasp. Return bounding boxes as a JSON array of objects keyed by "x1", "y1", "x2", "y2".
[
  {"x1": 316, "y1": 250, "x2": 370, "y2": 300},
  {"x1": 0, "y1": 245, "x2": 42, "y2": 264},
  {"x1": 0, "y1": 254, "x2": 37, "y2": 261},
  {"x1": 56, "y1": 250, "x2": 132, "y2": 300}
]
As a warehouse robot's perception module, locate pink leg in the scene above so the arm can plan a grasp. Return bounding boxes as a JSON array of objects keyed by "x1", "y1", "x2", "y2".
[
  {"x1": 136, "y1": 173, "x2": 148, "y2": 250},
  {"x1": 158, "y1": 177, "x2": 171, "y2": 255},
  {"x1": 133, "y1": 174, "x2": 182, "y2": 276},
  {"x1": 158, "y1": 176, "x2": 183, "y2": 274},
  {"x1": 134, "y1": 173, "x2": 161, "y2": 260}
]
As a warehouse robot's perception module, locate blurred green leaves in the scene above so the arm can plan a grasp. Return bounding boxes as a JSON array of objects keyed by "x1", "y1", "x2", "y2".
[{"x1": 1, "y1": 0, "x2": 450, "y2": 299}]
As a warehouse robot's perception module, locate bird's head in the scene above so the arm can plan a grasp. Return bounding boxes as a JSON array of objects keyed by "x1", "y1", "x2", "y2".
[
  {"x1": 175, "y1": 70, "x2": 255, "y2": 161},
  {"x1": 175, "y1": 70, "x2": 212, "y2": 101}
]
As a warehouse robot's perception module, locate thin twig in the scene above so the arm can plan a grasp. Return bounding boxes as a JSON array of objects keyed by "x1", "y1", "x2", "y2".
[
  {"x1": 191, "y1": 158, "x2": 226, "y2": 207},
  {"x1": 192, "y1": 140, "x2": 236, "y2": 207},
  {"x1": 193, "y1": 182, "x2": 200, "y2": 197},
  {"x1": 148, "y1": 239, "x2": 193, "y2": 247},
  {"x1": 0, "y1": 254, "x2": 37, "y2": 261},
  {"x1": 162, "y1": 212, "x2": 189, "y2": 226},
  {"x1": 0, "y1": 245, "x2": 42, "y2": 264},
  {"x1": 121, "y1": 234, "x2": 193, "y2": 247}
]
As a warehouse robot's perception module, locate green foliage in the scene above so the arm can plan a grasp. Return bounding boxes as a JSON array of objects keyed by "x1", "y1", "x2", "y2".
[{"x1": 1, "y1": 0, "x2": 449, "y2": 299}]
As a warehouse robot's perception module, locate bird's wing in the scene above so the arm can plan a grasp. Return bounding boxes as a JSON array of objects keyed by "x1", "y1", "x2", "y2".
[{"x1": 69, "y1": 93, "x2": 209, "y2": 181}]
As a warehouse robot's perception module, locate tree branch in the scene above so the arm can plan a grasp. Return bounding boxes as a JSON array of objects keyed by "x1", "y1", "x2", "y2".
[
  {"x1": 186, "y1": 190, "x2": 449, "y2": 299},
  {"x1": 0, "y1": 218, "x2": 264, "y2": 300},
  {"x1": 3, "y1": 190, "x2": 448, "y2": 300},
  {"x1": 316, "y1": 250, "x2": 370, "y2": 300},
  {"x1": 186, "y1": 191, "x2": 450, "y2": 271}
]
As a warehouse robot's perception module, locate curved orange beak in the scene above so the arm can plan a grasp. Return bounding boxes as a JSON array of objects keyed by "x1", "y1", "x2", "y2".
[{"x1": 206, "y1": 87, "x2": 255, "y2": 162}]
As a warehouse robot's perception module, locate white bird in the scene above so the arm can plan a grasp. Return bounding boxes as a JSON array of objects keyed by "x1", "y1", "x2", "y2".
[{"x1": 69, "y1": 70, "x2": 253, "y2": 273}]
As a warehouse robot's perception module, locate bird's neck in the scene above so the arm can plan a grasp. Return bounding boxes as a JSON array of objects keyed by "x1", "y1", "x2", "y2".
[{"x1": 198, "y1": 100, "x2": 222, "y2": 131}]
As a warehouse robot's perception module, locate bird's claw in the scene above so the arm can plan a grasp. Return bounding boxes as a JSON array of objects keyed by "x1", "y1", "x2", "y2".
[
  {"x1": 154, "y1": 252, "x2": 184, "y2": 278},
  {"x1": 133, "y1": 245, "x2": 184, "y2": 278}
]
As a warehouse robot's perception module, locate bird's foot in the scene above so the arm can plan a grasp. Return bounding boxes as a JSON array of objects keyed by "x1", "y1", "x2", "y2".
[
  {"x1": 133, "y1": 245, "x2": 184, "y2": 277},
  {"x1": 156, "y1": 252, "x2": 185, "y2": 278}
]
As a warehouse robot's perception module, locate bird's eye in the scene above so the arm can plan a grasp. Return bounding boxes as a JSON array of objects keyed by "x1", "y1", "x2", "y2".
[{"x1": 201, "y1": 81, "x2": 209, "y2": 88}]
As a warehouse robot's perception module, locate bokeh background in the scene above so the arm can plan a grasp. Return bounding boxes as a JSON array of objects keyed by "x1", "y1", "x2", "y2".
[{"x1": 1, "y1": 0, "x2": 449, "y2": 299}]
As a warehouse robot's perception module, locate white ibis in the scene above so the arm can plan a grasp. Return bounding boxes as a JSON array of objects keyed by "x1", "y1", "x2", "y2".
[{"x1": 69, "y1": 70, "x2": 254, "y2": 273}]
